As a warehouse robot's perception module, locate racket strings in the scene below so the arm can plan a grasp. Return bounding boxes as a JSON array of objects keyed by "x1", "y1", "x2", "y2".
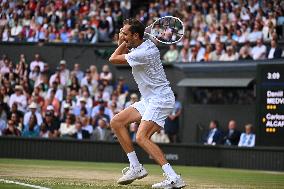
[{"x1": 146, "y1": 16, "x2": 184, "y2": 44}]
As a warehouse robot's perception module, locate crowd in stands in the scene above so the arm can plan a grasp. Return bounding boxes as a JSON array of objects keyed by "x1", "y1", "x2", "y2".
[
  {"x1": 0, "y1": 53, "x2": 149, "y2": 141},
  {"x1": 0, "y1": 0, "x2": 130, "y2": 43},
  {"x1": 0, "y1": 0, "x2": 283, "y2": 50},
  {"x1": 202, "y1": 120, "x2": 256, "y2": 147}
]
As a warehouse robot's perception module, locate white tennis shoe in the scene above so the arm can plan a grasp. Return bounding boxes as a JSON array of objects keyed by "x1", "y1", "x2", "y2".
[
  {"x1": 117, "y1": 164, "x2": 148, "y2": 185},
  {"x1": 152, "y1": 173, "x2": 186, "y2": 189}
]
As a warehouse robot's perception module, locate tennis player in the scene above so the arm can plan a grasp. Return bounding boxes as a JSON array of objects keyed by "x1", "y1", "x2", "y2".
[{"x1": 109, "y1": 18, "x2": 186, "y2": 189}]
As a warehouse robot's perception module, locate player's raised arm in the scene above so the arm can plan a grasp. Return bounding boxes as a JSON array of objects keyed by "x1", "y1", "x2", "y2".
[
  {"x1": 109, "y1": 29, "x2": 129, "y2": 64},
  {"x1": 109, "y1": 42, "x2": 128, "y2": 64}
]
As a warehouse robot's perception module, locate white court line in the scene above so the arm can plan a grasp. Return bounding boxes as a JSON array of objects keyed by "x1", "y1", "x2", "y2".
[{"x1": 0, "y1": 178, "x2": 50, "y2": 189}]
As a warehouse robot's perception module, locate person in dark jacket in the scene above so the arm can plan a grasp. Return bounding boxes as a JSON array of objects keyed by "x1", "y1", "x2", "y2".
[
  {"x1": 203, "y1": 120, "x2": 223, "y2": 145},
  {"x1": 267, "y1": 39, "x2": 282, "y2": 59},
  {"x1": 223, "y1": 120, "x2": 241, "y2": 146}
]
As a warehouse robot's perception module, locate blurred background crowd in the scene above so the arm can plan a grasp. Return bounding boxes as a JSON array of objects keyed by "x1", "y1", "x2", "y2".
[{"x1": 0, "y1": 0, "x2": 283, "y2": 57}]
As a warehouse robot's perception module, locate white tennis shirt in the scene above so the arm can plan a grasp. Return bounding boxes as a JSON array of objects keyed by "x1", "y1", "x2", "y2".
[{"x1": 125, "y1": 39, "x2": 174, "y2": 101}]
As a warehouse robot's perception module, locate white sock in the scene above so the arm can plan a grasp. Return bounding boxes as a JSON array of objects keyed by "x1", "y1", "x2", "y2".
[
  {"x1": 162, "y1": 163, "x2": 178, "y2": 178},
  {"x1": 127, "y1": 151, "x2": 140, "y2": 168}
]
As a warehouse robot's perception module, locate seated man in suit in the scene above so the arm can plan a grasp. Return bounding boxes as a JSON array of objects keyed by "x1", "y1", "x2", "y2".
[
  {"x1": 223, "y1": 120, "x2": 241, "y2": 146},
  {"x1": 203, "y1": 120, "x2": 223, "y2": 145},
  {"x1": 92, "y1": 118, "x2": 113, "y2": 141},
  {"x1": 267, "y1": 39, "x2": 282, "y2": 59}
]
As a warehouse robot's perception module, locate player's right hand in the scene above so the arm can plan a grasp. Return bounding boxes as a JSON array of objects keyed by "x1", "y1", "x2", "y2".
[{"x1": 118, "y1": 28, "x2": 125, "y2": 45}]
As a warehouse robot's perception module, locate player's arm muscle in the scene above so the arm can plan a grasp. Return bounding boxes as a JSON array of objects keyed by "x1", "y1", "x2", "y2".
[{"x1": 109, "y1": 42, "x2": 128, "y2": 64}]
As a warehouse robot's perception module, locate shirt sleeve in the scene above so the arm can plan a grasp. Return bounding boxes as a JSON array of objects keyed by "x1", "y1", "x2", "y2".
[{"x1": 125, "y1": 48, "x2": 147, "y2": 67}]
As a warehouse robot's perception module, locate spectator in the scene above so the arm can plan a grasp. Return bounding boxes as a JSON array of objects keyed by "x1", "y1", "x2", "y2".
[
  {"x1": 223, "y1": 120, "x2": 241, "y2": 146},
  {"x1": 220, "y1": 46, "x2": 239, "y2": 61},
  {"x1": 91, "y1": 99, "x2": 112, "y2": 120},
  {"x1": 209, "y1": 42, "x2": 224, "y2": 61},
  {"x1": 10, "y1": 112, "x2": 23, "y2": 132},
  {"x1": 90, "y1": 65, "x2": 100, "y2": 82},
  {"x1": 79, "y1": 116, "x2": 93, "y2": 139},
  {"x1": 49, "y1": 64, "x2": 68, "y2": 87},
  {"x1": 23, "y1": 102, "x2": 43, "y2": 127},
  {"x1": 68, "y1": 74, "x2": 81, "y2": 92},
  {"x1": 0, "y1": 96, "x2": 8, "y2": 122},
  {"x1": 8, "y1": 103, "x2": 24, "y2": 122},
  {"x1": 0, "y1": 117, "x2": 6, "y2": 136},
  {"x1": 100, "y1": 65, "x2": 113, "y2": 83},
  {"x1": 248, "y1": 23, "x2": 263, "y2": 42},
  {"x1": 163, "y1": 44, "x2": 179, "y2": 63},
  {"x1": 251, "y1": 38, "x2": 267, "y2": 60},
  {"x1": 238, "y1": 124, "x2": 256, "y2": 147},
  {"x1": 8, "y1": 85, "x2": 27, "y2": 113},
  {"x1": 91, "y1": 105, "x2": 110, "y2": 127},
  {"x1": 72, "y1": 63, "x2": 84, "y2": 81},
  {"x1": 81, "y1": 69, "x2": 98, "y2": 96},
  {"x1": 121, "y1": 0, "x2": 131, "y2": 19},
  {"x1": 239, "y1": 41, "x2": 252, "y2": 60},
  {"x1": 98, "y1": 14, "x2": 110, "y2": 42},
  {"x1": 164, "y1": 93, "x2": 182, "y2": 143},
  {"x1": 42, "y1": 111, "x2": 60, "y2": 138},
  {"x1": 73, "y1": 97, "x2": 91, "y2": 117},
  {"x1": 39, "y1": 123, "x2": 49, "y2": 138},
  {"x1": 203, "y1": 120, "x2": 223, "y2": 145},
  {"x1": 2, "y1": 120, "x2": 21, "y2": 136},
  {"x1": 0, "y1": 57, "x2": 10, "y2": 75},
  {"x1": 178, "y1": 43, "x2": 190, "y2": 62},
  {"x1": 125, "y1": 93, "x2": 139, "y2": 108},
  {"x1": 193, "y1": 41, "x2": 205, "y2": 62},
  {"x1": 151, "y1": 129, "x2": 170, "y2": 144},
  {"x1": 59, "y1": 114, "x2": 76, "y2": 138},
  {"x1": 74, "y1": 121, "x2": 90, "y2": 140},
  {"x1": 43, "y1": 91, "x2": 60, "y2": 117},
  {"x1": 30, "y1": 54, "x2": 44, "y2": 72},
  {"x1": 22, "y1": 114, "x2": 40, "y2": 137},
  {"x1": 58, "y1": 60, "x2": 70, "y2": 86},
  {"x1": 267, "y1": 39, "x2": 282, "y2": 59},
  {"x1": 60, "y1": 103, "x2": 72, "y2": 122},
  {"x1": 93, "y1": 118, "x2": 113, "y2": 141}
]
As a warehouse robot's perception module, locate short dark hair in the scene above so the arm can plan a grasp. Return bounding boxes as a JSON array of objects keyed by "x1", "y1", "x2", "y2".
[
  {"x1": 123, "y1": 18, "x2": 145, "y2": 40},
  {"x1": 211, "y1": 120, "x2": 219, "y2": 128}
]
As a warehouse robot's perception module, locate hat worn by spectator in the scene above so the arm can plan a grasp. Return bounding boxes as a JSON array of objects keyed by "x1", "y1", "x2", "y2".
[
  {"x1": 60, "y1": 60, "x2": 66, "y2": 65},
  {"x1": 79, "y1": 97, "x2": 87, "y2": 103},
  {"x1": 47, "y1": 105, "x2": 54, "y2": 111},
  {"x1": 63, "y1": 103, "x2": 71, "y2": 109},
  {"x1": 28, "y1": 102, "x2": 37, "y2": 109},
  {"x1": 15, "y1": 85, "x2": 23, "y2": 91}
]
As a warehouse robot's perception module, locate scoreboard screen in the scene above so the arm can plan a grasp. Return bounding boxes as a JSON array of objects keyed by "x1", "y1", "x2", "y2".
[{"x1": 256, "y1": 63, "x2": 284, "y2": 146}]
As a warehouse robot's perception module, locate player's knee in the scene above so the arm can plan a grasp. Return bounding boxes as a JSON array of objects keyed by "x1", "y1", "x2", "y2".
[
  {"x1": 110, "y1": 115, "x2": 122, "y2": 130},
  {"x1": 136, "y1": 133, "x2": 146, "y2": 146}
]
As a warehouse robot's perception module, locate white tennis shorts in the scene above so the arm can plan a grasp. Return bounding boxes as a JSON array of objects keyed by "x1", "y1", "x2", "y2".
[{"x1": 131, "y1": 98, "x2": 174, "y2": 127}]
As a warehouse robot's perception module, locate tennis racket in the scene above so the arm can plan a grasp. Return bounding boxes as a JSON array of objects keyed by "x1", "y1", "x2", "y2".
[{"x1": 144, "y1": 16, "x2": 185, "y2": 44}]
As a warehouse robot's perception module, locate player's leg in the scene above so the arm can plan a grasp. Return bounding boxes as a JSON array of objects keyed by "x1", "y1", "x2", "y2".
[
  {"x1": 110, "y1": 105, "x2": 148, "y2": 185},
  {"x1": 136, "y1": 121, "x2": 186, "y2": 188},
  {"x1": 110, "y1": 106, "x2": 141, "y2": 153},
  {"x1": 136, "y1": 120, "x2": 167, "y2": 165}
]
